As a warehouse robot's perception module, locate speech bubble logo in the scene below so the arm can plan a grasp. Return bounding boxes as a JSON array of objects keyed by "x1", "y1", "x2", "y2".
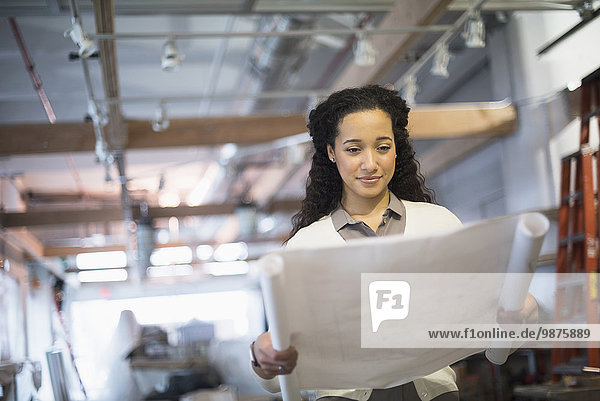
[{"x1": 369, "y1": 280, "x2": 411, "y2": 332}]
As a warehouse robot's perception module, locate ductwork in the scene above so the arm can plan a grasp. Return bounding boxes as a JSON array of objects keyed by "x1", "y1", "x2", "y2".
[{"x1": 237, "y1": 15, "x2": 317, "y2": 113}]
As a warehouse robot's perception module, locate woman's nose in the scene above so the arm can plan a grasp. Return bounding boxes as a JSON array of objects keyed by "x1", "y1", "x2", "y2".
[{"x1": 361, "y1": 150, "x2": 377, "y2": 171}]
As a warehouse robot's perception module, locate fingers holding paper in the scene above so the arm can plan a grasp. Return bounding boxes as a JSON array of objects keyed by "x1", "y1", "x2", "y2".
[
  {"x1": 497, "y1": 292, "x2": 539, "y2": 325},
  {"x1": 253, "y1": 331, "x2": 298, "y2": 379}
]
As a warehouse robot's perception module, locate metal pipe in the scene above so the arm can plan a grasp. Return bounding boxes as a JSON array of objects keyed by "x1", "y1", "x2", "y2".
[
  {"x1": 91, "y1": 25, "x2": 454, "y2": 40},
  {"x1": 8, "y1": 17, "x2": 57, "y2": 124},
  {"x1": 449, "y1": 0, "x2": 577, "y2": 11},
  {"x1": 537, "y1": 6, "x2": 600, "y2": 55},
  {"x1": 199, "y1": 16, "x2": 236, "y2": 115},
  {"x1": 67, "y1": 0, "x2": 110, "y2": 167},
  {"x1": 98, "y1": 88, "x2": 332, "y2": 105}
]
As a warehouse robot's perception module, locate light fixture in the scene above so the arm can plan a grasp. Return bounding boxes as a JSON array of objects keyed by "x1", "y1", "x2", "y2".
[
  {"x1": 401, "y1": 75, "x2": 419, "y2": 106},
  {"x1": 150, "y1": 246, "x2": 193, "y2": 266},
  {"x1": 430, "y1": 43, "x2": 452, "y2": 78},
  {"x1": 161, "y1": 38, "x2": 184, "y2": 72},
  {"x1": 353, "y1": 32, "x2": 377, "y2": 67},
  {"x1": 152, "y1": 101, "x2": 169, "y2": 132},
  {"x1": 203, "y1": 261, "x2": 249, "y2": 276},
  {"x1": 78, "y1": 269, "x2": 128, "y2": 283},
  {"x1": 76, "y1": 251, "x2": 127, "y2": 270},
  {"x1": 196, "y1": 245, "x2": 214, "y2": 261},
  {"x1": 462, "y1": 10, "x2": 486, "y2": 48},
  {"x1": 214, "y1": 242, "x2": 248, "y2": 262},
  {"x1": 146, "y1": 264, "x2": 193, "y2": 278},
  {"x1": 64, "y1": 21, "x2": 97, "y2": 58}
]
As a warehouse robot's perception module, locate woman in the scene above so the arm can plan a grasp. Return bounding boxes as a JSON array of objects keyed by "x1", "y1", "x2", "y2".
[{"x1": 249, "y1": 85, "x2": 534, "y2": 400}]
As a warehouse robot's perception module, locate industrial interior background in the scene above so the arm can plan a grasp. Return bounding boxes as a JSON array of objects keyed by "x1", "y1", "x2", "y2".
[{"x1": 0, "y1": 0, "x2": 599, "y2": 400}]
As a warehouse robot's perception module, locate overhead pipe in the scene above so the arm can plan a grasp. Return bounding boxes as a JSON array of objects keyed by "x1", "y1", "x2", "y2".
[
  {"x1": 91, "y1": 25, "x2": 454, "y2": 41},
  {"x1": 98, "y1": 88, "x2": 331, "y2": 105},
  {"x1": 66, "y1": 0, "x2": 112, "y2": 171},
  {"x1": 537, "y1": 5, "x2": 600, "y2": 55},
  {"x1": 198, "y1": 16, "x2": 236, "y2": 115},
  {"x1": 237, "y1": 14, "x2": 319, "y2": 113}
]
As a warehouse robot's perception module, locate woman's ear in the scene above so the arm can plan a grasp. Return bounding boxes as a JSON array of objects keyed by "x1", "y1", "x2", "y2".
[{"x1": 326, "y1": 144, "x2": 335, "y2": 162}]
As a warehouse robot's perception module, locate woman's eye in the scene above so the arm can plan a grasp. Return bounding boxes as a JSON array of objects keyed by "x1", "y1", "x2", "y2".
[
  {"x1": 346, "y1": 148, "x2": 360, "y2": 153},
  {"x1": 378, "y1": 145, "x2": 391, "y2": 151}
]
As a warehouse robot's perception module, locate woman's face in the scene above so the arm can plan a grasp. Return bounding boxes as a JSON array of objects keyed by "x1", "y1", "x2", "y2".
[{"x1": 327, "y1": 109, "x2": 396, "y2": 206}]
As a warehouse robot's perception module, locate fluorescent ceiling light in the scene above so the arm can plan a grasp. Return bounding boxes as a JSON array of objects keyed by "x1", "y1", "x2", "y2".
[
  {"x1": 150, "y1": 246, "x2": 193, "y2": 266},
  {"x1": 203, "y1": 261, "x2": 249, "y2": 276},
  {"x1": 76, "y1": 251, "x2": 127, "y2": 270},
  {"x1": 214, "y1": 242, "x2": 248, "y2": 262},
  {"x1": 196, "y1": 245, "x2": 214, "y2": 261},
  {"x1": 158, "y1": 191, "x2": 180, "y2": 208},
  {"x1": 78, "y1": 269, "x2": 128, "y2": 283},
  {"x1": 147, "y1": 264, "x2": 193, "y2": 278}
]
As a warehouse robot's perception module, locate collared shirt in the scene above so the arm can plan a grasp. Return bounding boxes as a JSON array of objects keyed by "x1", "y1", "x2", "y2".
[{"x1": 330, "y1": 192, "x2": 406, "y2": 240}]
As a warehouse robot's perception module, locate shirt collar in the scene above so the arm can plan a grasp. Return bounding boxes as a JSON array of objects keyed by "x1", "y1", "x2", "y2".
[{"x1": 331, "y1": 192, "x2": 404, "y2": 232}]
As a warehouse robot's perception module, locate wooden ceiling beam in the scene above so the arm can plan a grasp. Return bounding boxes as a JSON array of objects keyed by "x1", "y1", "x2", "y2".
[
  {"x1": 0, "y1": 103, "x2": 515, "y2": 156},
  {"x1": 43, "y1": 235, "x2": 288, "y2": 258},
  {"x1": 93, "y1": 0, "x2": 127, "y2": 149},
  {"x1": 0, "y1": 114, "x2": 307, "y2": 156},
  {"x1": 407, "y1": 101, "x2": 517, "y2": 139},
  {"x1": 0, "y1": 198, "x2": 302, "y2": 228}
]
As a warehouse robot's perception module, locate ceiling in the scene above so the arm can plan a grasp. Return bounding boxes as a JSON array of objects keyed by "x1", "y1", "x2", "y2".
[{"x1": 0, "y1": 0, "x2": 585, "y2": 283}]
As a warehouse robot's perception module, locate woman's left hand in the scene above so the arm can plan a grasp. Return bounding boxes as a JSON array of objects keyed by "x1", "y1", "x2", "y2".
[{"x1": 497, "y1": 292, "x2": 539, "y2": 325}]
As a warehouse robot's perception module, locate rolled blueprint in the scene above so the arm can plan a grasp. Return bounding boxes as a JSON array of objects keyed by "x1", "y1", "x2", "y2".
[
  {"x1": 485, "y1": 212, "x2": 550, "y2": 364},
  {"x1": 259, "y1": 253, "x2": 302, "y2": 401}
]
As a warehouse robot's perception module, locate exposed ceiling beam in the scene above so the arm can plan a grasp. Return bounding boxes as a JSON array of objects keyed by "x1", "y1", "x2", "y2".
[
  {"x1": 0, "y1": 114, "x2": 308, "y2": 155},
  {"x1": 0, "y1": 103, "x2": 516, "y2": 155},
  {"x1": 332, "y1": 0, "x2": 453, "y2": 89},
  {"x1": 43, "y1": 235, "x2": 287, "y2": 258},
  {"x1": 407, "y1": 101, "x2": 516, "y2": 139},
  {"x1": 0, "y1": 228, "x2": 66, "y2": 278},
  {"x1": 0, "y1": 198, "x2": 302, "y2": 228},
  {"x1": 94, "y1": 0, "x2": 127, "y2": 150}
]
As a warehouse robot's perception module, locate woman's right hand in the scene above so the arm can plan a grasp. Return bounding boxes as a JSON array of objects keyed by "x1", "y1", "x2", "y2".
[{"x1": 251, "y1": 331, "x2": 298, "y2": 379}]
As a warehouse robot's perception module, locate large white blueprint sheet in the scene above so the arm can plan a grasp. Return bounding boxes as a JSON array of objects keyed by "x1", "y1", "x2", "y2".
[{"x1": 258, "y1": 213, "x2": 549, "y2": 396}]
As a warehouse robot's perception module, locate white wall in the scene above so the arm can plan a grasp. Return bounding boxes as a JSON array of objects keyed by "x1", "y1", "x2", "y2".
[
  {"x1": 498, "y1": 11, "x2": 600, "y2": 213},
  {"x1": 430, "y1": 10, "x2": 600, "y2": 218}
]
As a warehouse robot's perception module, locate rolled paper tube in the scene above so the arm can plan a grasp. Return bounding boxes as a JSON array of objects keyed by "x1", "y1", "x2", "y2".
[
  {"x1": 259, "y1": 253, "x2": 302, "y2": 401},
  {"x1": 486, "y1": 213, "x2": 549, "y2": 364}
]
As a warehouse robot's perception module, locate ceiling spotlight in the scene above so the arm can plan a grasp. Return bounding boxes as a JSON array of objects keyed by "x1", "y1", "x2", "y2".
[
  {"x1": 64, "y1": 21, "x2": 97, "y2": 58},
  {"x1": 462, "y1": 10, "x2": 486, "y2": 48},
  {"x1": 152, "y1": 101, "x2": 170, "y2": 132},
  {"x1": 353, "y1": 32, "x2": 377, "y2": 67},
  {"x1": 430, "y1": 43, "x2": 452, "y2": 78},
  {"x1": 161, "y1": 38, "x2": 184, "y2": 72},
  {"x1": 401, "y1": 75, "x2": 419, "y2": 106}
]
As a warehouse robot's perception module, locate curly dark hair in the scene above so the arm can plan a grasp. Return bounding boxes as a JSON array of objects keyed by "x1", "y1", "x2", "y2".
[{"x1": 288, "y1": 84, "x2": 434, "y2": 240}]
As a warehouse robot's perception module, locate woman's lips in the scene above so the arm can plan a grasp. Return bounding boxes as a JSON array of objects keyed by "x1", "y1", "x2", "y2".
[{"x1": 358, "y1": 176, "x2": 381, "y2": 184}]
